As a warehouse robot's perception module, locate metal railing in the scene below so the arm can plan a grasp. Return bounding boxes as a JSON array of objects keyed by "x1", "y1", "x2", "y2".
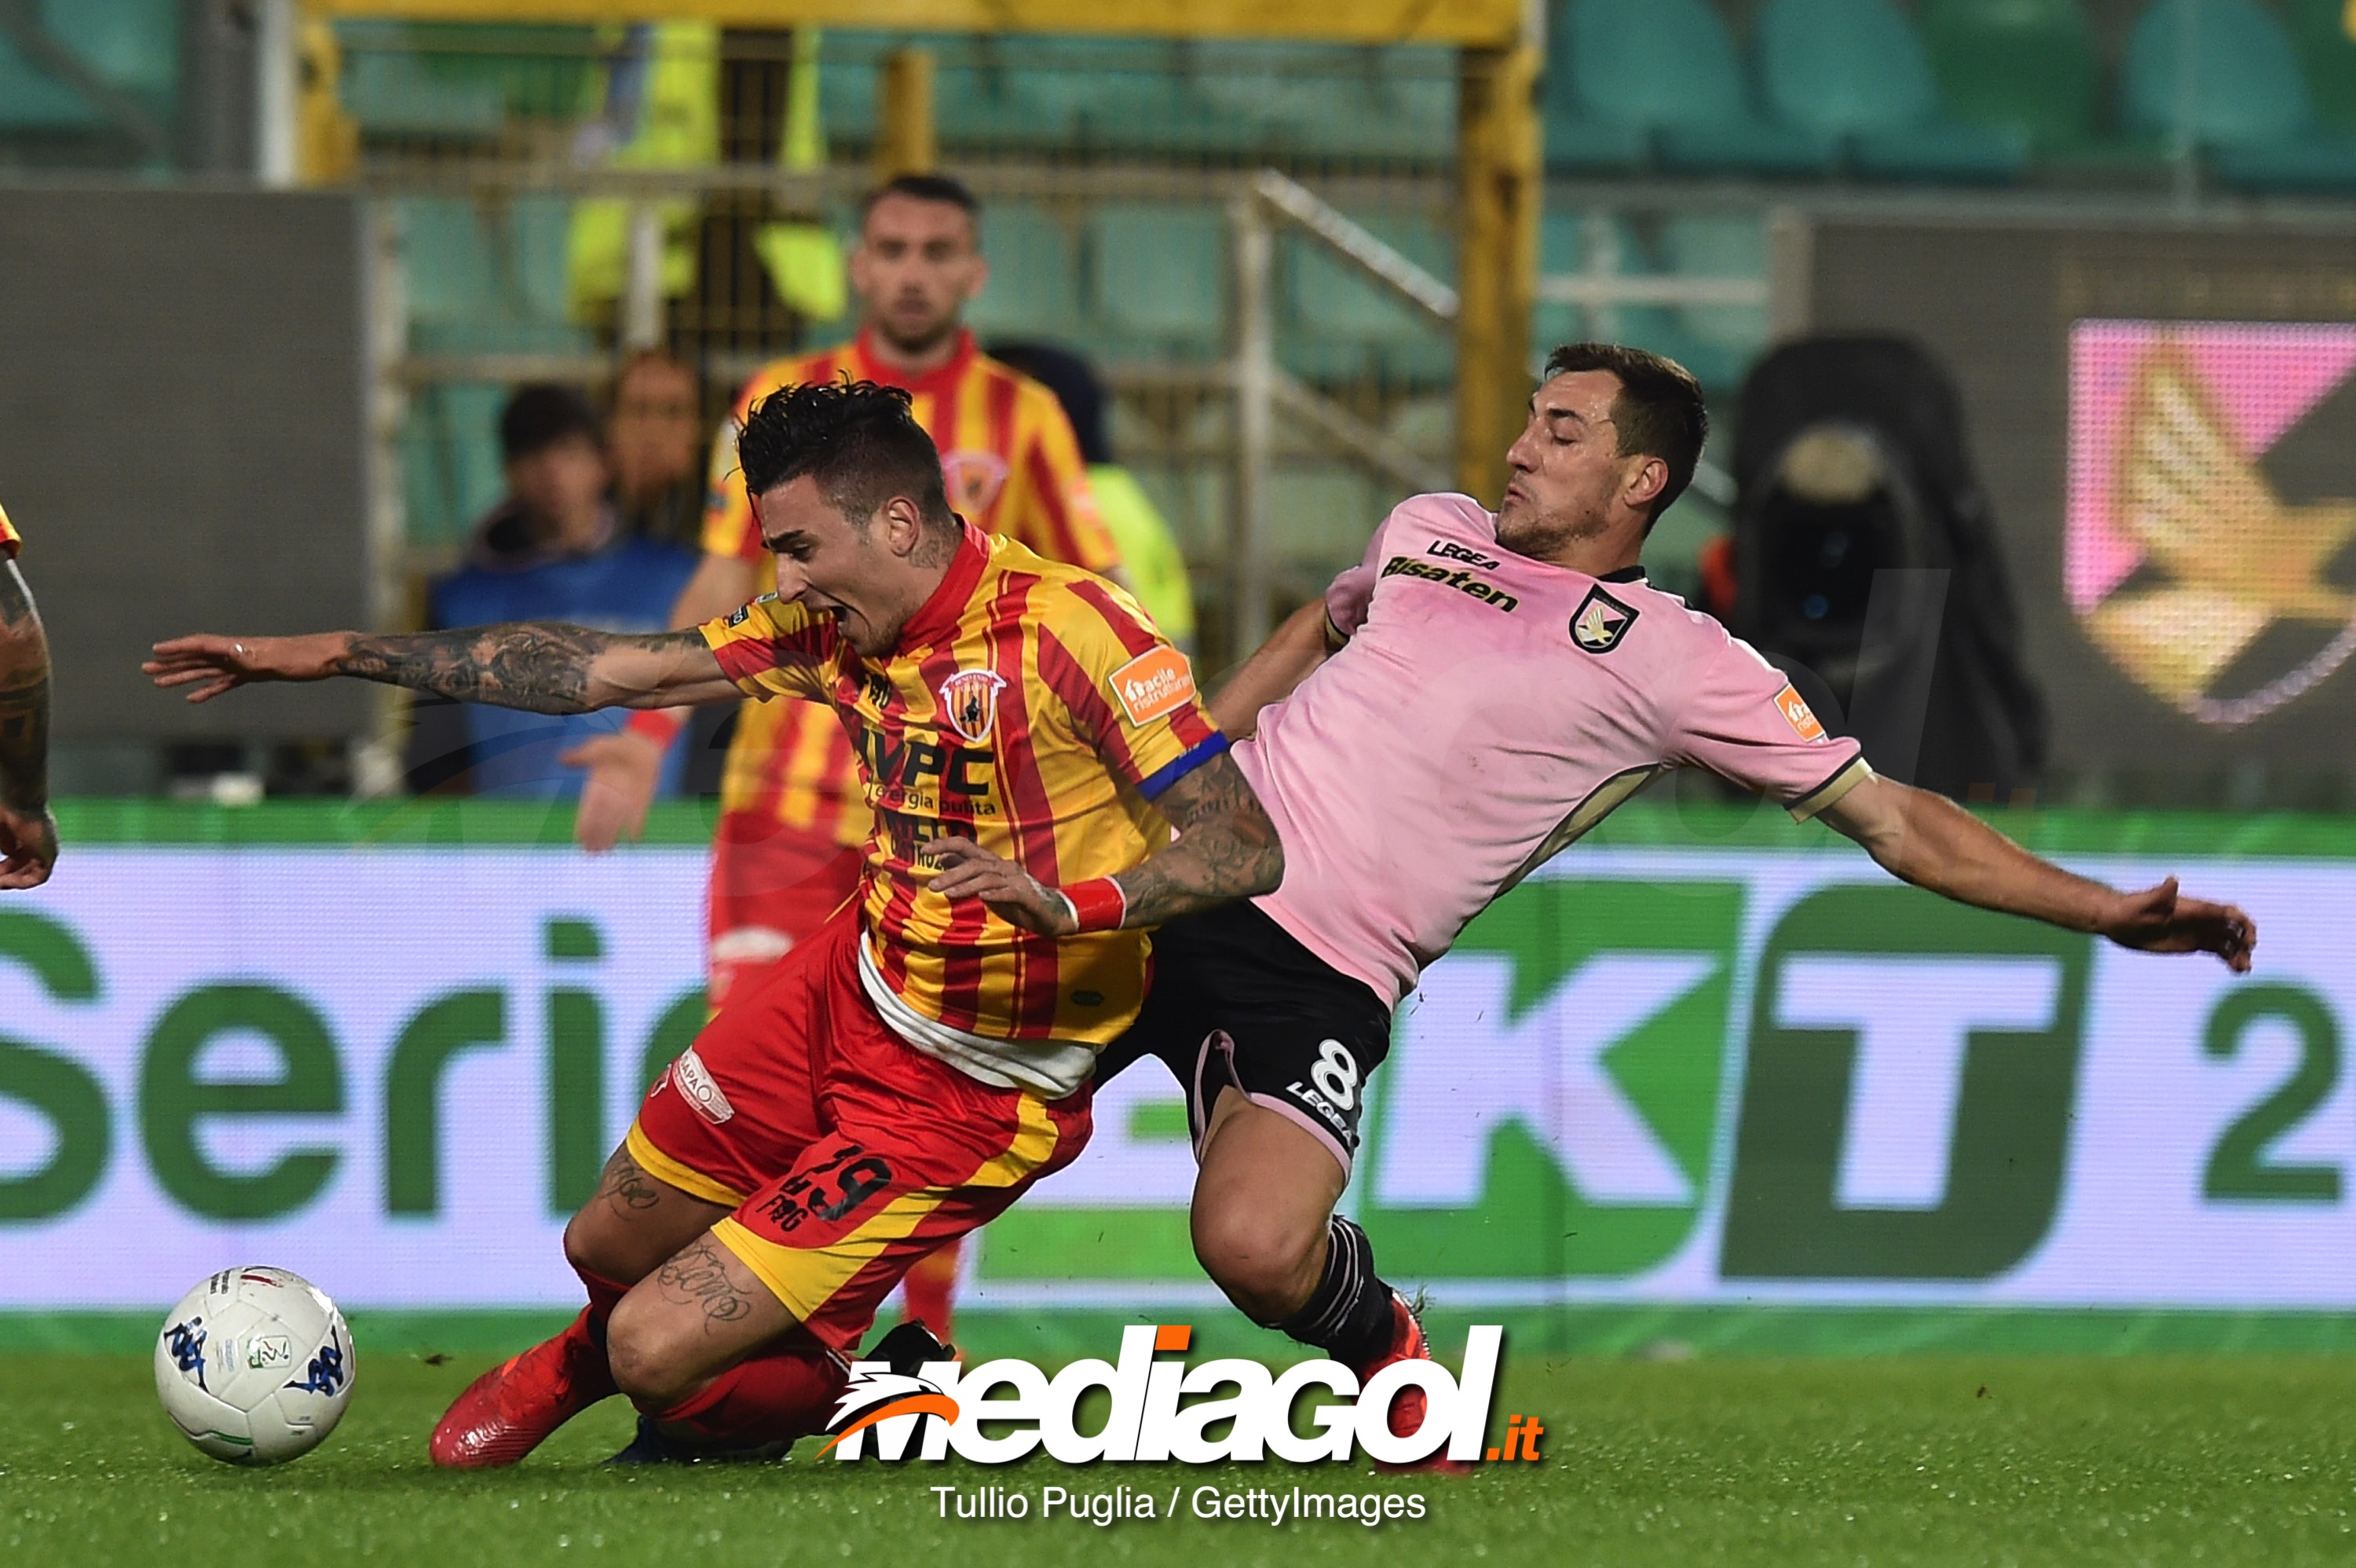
[{"x1": 370, "y1": 163, "x2": 1775, "y2": 682}]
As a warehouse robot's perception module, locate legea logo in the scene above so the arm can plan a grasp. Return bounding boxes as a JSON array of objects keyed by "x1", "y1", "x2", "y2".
[{"x1": 821, "y1": 1324, "x2": 1505, "y2": 1467}]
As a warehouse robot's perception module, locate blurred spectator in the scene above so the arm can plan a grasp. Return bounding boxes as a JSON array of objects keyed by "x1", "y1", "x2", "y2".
[
  {"x1": 989, "y1": 340, "x2": 1198, "y2": 659},
  {"x1": 607, "y1": 349, "x2": 707, "y2": 550},
  {"x1": 405, "y1": 384, "x2": 701, "y2": 798}
]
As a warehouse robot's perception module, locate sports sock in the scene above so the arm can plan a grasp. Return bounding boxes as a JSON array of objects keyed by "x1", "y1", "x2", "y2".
[
  {"x1": 1271, "y1": 1215, "x2": 1396, "y2": 1372},
  {"x1": 898, "y1": 1239, "x2": 962, "y2": 1340},
  {"x1": 641, "y1": 1344, "x2": 848, "y2": 1447},
  {"x1": 576, "y1": 1266, "x2": 629, "y2": 1343}
]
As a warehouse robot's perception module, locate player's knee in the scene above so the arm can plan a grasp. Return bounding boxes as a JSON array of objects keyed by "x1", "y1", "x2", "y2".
[
  {"x1": 562, "y1": 1207, "x2": 627, "y2": 1285},
  {"x1": 605, "y1": 1293, "x2": 698, "y2": 1409},
  {"x1": 1191, "y1": 1201, "x2": 1320, "y2": 1322}
]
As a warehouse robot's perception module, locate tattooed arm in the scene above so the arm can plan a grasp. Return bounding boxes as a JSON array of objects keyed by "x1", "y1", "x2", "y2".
[
  {"x1": 0, "y1": 557, "x2": 56, "y2": 890},
  {"x1": 145, "y1": 623, "x2": 745, "y2": 714},
  {"x1": 924, "y1": 751, "x2": 1284, "y2": 936}
]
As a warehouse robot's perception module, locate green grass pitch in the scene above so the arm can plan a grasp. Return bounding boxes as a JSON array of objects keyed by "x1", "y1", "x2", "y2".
[{"x1": 7, "y1": 1350, "x2": 2355, "y2": 1566}]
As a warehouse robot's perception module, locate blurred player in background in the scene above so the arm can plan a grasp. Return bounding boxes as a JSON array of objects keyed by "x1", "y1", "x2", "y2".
[
  {"x1": 0, "y1": 504, "x2": 54, "y2": 889},
  {"x1": 570, "y1": 173, "x2": 1125, "y2": 1340},
  {"x1": 149, "y1": 378, "x2": 1279, "y2": 1468}
]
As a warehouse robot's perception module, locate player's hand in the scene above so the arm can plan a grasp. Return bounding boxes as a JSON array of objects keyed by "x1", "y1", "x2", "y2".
[
  {"x1": 919, "y1": 835, "x2": 1077, "y2": 936},
  {"x1": 0, "y1": 802, "x2": 57, "y2": 890},
  {"x1": 2096, "y1": 877, "x2": 2256, "y2": 973},
  {"x1": 145, "y1": 634, "x2": 350, "y2": 704},
  {"x1": 562, "y1": 731, "x2": 664, "y2": 852}
]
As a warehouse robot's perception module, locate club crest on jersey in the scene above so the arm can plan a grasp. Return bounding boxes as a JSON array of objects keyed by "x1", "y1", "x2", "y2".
[
  {"x1": 1570, "y1": 585, "x2": 1638, "y2": 653},
  {"x1": 939, "y1": 669, "x2": 1009, "y2": 745},
  {"x1": 941, "y1": 449, "x2": 1010, "y2": 517}
]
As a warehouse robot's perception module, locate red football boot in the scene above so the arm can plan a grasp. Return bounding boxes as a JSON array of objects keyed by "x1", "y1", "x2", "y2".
[
  {"x1": 429, "y1": 1307, "x2": 617, "y2": 1469},
  {"x1": 1363, "y1": 1291, "x2": 1472, "y2": 1475}
]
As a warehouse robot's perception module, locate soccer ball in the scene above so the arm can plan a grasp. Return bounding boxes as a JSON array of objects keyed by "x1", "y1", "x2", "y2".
[{"x1": 155, "y1": 1266, "x2": 354, "y2": 1465}]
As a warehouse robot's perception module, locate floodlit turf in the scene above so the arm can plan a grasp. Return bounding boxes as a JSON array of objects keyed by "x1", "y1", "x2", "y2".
[{"x1": 6, "y1": 1351, "x2": 2355, "y2": 1566}]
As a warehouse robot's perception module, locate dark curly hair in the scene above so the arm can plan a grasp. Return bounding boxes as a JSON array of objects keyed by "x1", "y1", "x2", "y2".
[{"x1": 735, "y1": 378, "x2": 953, "y2": 534}]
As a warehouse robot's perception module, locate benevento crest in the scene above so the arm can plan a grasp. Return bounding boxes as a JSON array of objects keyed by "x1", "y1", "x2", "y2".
[
  {"x1": 938, "y1": 669, "x2": 1008, "y2": 745},
  {"x1": 820, "y1": 1323, "x2": 1507, "y2": 1467}
]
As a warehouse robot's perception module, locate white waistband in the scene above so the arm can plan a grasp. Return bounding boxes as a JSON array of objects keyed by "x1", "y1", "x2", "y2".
[{"x1": 856, "y1": 934, "x2": 1096, "y2": 1100}]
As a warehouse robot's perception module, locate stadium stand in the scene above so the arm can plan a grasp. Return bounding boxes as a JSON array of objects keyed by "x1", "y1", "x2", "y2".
[
  {"x1": 1085, "y1": 203, "x2": 1229, "y2": 360},
  {"x1": 964, "y1": 201, "x2": 1085, "y2": 343},
  {"x1": 1755, "y1": 0, "x2": 2032, "y2": 180},
  {"x1": 2122, "y1": 0, "x2": 2356, "y2": 188},
  {"x1": 1920, "y1": 0, "x2": 2105, "y2": 154},
  {"x1": 1544, "y1": 0, "x2": 1835, "y2": 174},
  {"x1": 0, "y1": 0, "x2": 176, "y2": 140},
  {"x1": 1282, "y1": 210, "x2": 1454, "y2": 386},
  {"x1": 2291, "y1": 0, "x2": 2356, "y2": 131},
  {"x1": 400, "y1": 194, "x2": 593, "y2": 545}
]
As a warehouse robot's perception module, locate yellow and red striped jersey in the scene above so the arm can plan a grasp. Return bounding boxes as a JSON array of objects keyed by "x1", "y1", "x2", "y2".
[
  {"x1": 699, "y1": 525, "x2": 1223, "y2": 1094},
  {"x1": 705, "y1": 329, "x2": 1120, "y2": 852},
  {"x1": 0, "y1": 502, "x2": 18, "y2": 558}
]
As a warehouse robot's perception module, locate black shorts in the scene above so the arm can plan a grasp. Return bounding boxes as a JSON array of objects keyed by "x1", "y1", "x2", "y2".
[{"x1": 1097, "y1": 901, "x2": 1392, "y2": 1175}]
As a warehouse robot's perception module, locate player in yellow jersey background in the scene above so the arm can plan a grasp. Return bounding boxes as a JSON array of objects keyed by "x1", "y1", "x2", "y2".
[{"x1": 0, "y1": 504, "x2": 57, "y2": 890}]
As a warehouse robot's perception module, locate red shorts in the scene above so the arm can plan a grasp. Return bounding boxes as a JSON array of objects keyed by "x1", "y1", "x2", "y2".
[
  {"x1": 630, "y1": 903, "x2": 1092, "y2": 1353},
  {"x1": 704, "y1": 811, "x2": 864, "y2": 1010}
]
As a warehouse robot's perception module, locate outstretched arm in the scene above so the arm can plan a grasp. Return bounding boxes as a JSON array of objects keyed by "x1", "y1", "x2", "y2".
[
  {"x1": 1209, "y1": 599, "x2": 1344, "y2": 740},
  {"x1": 0, "y1": 558, "x2": 56, "y2": 890},
  {"x1": 146, "y1": 624, "x2": 747, "y2": 715},
  {"x1": 922, "y1": 751, "x2": 1285, "y2": 936},
  {"x1": 1819, "y1": 773, "x2": 2255, "y2": 971}
]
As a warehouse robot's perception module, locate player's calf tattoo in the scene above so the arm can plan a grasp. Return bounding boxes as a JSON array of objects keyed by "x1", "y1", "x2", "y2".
[{"x1": 655, "y1": 1235, "x2": 755, "y2": 1329}]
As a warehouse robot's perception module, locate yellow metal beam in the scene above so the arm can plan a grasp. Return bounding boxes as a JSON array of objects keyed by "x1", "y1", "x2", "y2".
[
  {"x1": 1453, "y1": 38, "x2": 1539, "y2": 506},
  {"x1": 875, "y1": 46, "x2": 935, "y2": 180},
  {"x1": 303, "y1": 0, "x2": 1522, "y2": 47}
]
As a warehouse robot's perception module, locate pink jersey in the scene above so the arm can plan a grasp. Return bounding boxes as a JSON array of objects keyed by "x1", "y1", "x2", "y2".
[{"x1": 1233, "y1": 492, "x2": 1870, "y2": 1007}]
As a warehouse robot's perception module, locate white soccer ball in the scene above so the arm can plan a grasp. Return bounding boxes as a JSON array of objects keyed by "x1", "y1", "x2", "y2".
[{"x1": 155, "y1": 1266, "x2": 354, "y2": 1465}]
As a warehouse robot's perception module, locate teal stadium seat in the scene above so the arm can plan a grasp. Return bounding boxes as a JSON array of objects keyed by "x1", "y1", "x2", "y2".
[
  {"x1": 933, "y1": 50, "x2": 1082, "y2": 152},
  {"x1": 966, "y1": 202, "x2": 1083, "y2": 342},
  {"x1": 1533, "y1": 210, "x2": 1593, "y2": 355},
  {"x1": 338, "y1": 24, "x2": 506, "y2": 137},
  {"x1": 399, "y1": 195, "x2": 589, "y2": 543},
  {"x1": 1655, "y1": 214, "x2": 1771, "y2": 393},
  {"x1": 0, "y1": 0, "x2": 177, "y2": 133},
  {"x1": 1546, "y1": 0, "x2": 1835, "y2": 174},
  {"x1": 403, "y1": 384, "x2": 509, "y2": 548},
  {"x1": 1531, "y1": 212, "x2": 1692, "y2": 386},
  {"x1": 2124, "y1": 0, "x2": 2356, "y2": 189},
  {"x1": 1920, "y1": 0, "x2": 2102, "y2": 153},
  {"x1": 2288, "y1": 0, "x2": 2356, "y2": 134},
  {"x1": 1086, "y1": 205, "x2": 1227, "y2": 359},
  {"x1": 1756, "y1": 0, "x2": 2030, "y2": 180},
  {"x1": 1280, "y1": 210, "x2": 1454, "y2": 386}
]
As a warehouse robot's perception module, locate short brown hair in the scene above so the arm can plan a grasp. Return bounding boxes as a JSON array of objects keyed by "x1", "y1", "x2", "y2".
[
  {"x1": 860, "y1": 172, "x2": 981, "y2": 228},
  {"x1": 1542, "y1": 343, "x2": 1709, "y2": 529}
]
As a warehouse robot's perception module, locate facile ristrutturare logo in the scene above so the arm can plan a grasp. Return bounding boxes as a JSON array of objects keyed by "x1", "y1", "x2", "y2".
[{"x1": 821, "y1": 1324, "x2": 1528, "y2": 1467}]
